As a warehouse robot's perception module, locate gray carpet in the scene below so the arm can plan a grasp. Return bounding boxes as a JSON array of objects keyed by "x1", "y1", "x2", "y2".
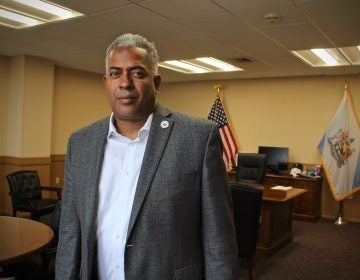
[
  {"x1": 240, "y1": 219, "x2": 360, "y2": 280},
  {"x1": 3, "y1": 218, "x2": 360, "y2": 279}
]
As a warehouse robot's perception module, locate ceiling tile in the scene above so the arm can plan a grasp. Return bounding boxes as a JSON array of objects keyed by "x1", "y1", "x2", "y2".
[
  {"x1": 50, "y1": 0, "x2": 132, "y2": 14},
  {"x1": 259, "y1": 22, "x2": 323, "y2": 41},
  {"x1": 92, "y1": 4, "x2": 169, "y2": 30},
  {"x1": 295, "y1": 0, "x2": 360, "y2": 20},
  {"x1": 0, "y1": 0, "x2": 359, "y2": 82},
  {"x1": 138, "y1": 0, "x2": 224, "y2": 21},
  {"x1": 182, "y1": 12, "x2": 250, "y2": 35}
]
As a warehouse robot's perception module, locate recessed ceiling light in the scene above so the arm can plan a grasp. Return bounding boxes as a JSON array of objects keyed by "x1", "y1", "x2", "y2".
[
  {"x1": 311, "y1": 49, "x2": 338, "y2": 66},
  {"x1": 0, "y1": 0, "x2": 83, "y2": 29},
  {"x1": 0, "y1": 8, "x2": 43, "y2": 27},
  {"x1": 339, "y1": 46, "x2": 360, "y2": 65},
  {"x1": 162, "y1": 60, "x2": 209, "y2": 73},
  {"x1": 291, "y1": 48, "x2": 350, "y2": 67},
  {"x1": 196, "y1": 57, "x2": 241, "y2": 71},
  {"x1": 159, "y1": 57, "x2": 243, "y2": 74},
  {"x1": 14, "y1": 0, "x2": 73, "y2": 18}
]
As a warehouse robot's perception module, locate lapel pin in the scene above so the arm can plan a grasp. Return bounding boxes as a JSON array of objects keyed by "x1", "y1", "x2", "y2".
[{"x1": 160, "y1": 120, "x2": 169, "y2": 128}]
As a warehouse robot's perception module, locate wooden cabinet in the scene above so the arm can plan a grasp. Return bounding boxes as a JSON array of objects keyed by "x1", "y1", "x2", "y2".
[{"x1": 263, "y1": 173, "x2": 322, "y2": 222}]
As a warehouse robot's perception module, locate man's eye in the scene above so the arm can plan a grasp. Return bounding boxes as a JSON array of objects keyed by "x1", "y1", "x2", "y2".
[
  {"x1": 131, "y1": 70, "x2": 146, "y2": 78},
  {"x1": 109, "y1": 71, "x2": 120, "y2": 78}
]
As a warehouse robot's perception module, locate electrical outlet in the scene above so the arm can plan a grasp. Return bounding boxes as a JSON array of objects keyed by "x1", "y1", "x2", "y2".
[{"x1": 55, "y1": 177, "x2": 60, "y2": 184}]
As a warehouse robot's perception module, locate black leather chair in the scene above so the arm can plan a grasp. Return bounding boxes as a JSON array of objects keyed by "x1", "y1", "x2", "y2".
[
  {"x1": 6, "y1": 170, "x2": 62, "y2": 220},
  {"x1": 230, "y1": 181, "x2": 263, "y2": 280},
  {"x1": 40, "y1": 200, "x2": 61, "y2": 277},
  {"x1": 236, "y1": 153, "x2": 267, "y2": 184}
]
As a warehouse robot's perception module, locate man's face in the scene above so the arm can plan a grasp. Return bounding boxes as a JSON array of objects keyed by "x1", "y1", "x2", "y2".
[{"x1": 103, "y1": 45, "x2": 161, "y2": 124}]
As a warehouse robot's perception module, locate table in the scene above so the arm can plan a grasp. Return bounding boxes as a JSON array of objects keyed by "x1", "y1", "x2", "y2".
[
  {"x1": 264, "y1": 173, "x2": 322, "y2": 222},
  {"x1": 228, "y1": 170, "x2": 323, "y2": 222},
  {"x1": 0, "y1": 216, "x2": 54, "y2": 266},
  {"x1": 256, "y1": 187, "x2": 307, "y2": 257}
]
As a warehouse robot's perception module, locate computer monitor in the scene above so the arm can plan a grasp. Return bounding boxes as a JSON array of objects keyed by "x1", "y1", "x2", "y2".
[{"x1": 258, "y1": 146, "x2": 289, "y2": 172}]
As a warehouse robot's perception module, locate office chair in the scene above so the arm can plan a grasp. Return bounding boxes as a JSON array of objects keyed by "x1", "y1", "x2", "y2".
[
  {"x1": 236, "y1": 153, "x2": 267, "y2": 184},
  {"x1": 6, "y1": 170, "x2": 62, "y2": 220},
  {"x1": 230, "y1": 181, "x2": 263, "y2": 280},
  {"x1": 40, "y1": 200, "x2": 61, "y2": 278}
]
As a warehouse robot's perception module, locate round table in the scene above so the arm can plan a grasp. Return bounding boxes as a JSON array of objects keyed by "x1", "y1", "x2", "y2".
[{"x1": 0, "y1": 216, "x2": 54, "y2": 266}]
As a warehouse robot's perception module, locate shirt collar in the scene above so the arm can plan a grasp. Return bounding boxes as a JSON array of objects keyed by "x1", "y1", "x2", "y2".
[{"x1": 107, "y1": 113, "x2": 153, "y2": 140}]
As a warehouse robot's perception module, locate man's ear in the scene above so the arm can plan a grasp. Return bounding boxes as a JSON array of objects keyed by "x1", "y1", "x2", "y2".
[
  {"x1": 154, "y1": 75, "x2": 161, "y2": 91},
  {"x1": 102, "y1": 75, "x2": 107, "y2": 85}
]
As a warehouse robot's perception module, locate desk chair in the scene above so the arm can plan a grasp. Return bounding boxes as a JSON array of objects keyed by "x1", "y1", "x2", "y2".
[
  {"x1": 40, "y1": 200, "x2": 61, "y2": 278},
  {"x1": 6, "y1": 170, "x2": 62, "y2": 220},
  {"x1": 236, "y1": 153, "x2": 267, "y2": 184},
  {"x1": 230, "y1": 181, "x2": 263, "y2": 280}
]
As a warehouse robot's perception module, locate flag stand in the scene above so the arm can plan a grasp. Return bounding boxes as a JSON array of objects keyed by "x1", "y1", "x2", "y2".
[{"x1": 334, "y1": 200, "x2": 347, "y2": 225}]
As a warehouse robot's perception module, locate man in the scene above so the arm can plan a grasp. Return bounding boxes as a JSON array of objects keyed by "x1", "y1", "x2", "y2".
[{"x1": 55, "y1": 33, "x2": 239, "y2": 280}]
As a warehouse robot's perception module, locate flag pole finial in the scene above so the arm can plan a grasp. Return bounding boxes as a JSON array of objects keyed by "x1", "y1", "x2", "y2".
[{"x1": 214, "y1": 83, "x2": 222, "y2": 94}]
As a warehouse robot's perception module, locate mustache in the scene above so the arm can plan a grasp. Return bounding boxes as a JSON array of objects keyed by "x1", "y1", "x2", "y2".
[{"x1": 115, "y1": 89, "x2": 137, "y2": 98}]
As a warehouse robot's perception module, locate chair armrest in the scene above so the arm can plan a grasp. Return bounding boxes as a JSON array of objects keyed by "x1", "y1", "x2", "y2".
[
  {"x1": 9, "y1": 192, "x2": 34, "y2": 199},
  {"x1": 40, "y1": 186, "x2": 62, "y2": 191},
  {"x1": 40, "y1": 247, "x2": 57, "y2": 259},
  {"x1": 40, "y1": 186, "x2": 63, "y2": 199}
]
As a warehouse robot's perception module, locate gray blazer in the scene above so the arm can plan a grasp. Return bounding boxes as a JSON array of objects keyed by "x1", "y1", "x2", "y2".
[{"x1": 55, "y1": 104, "x2": 239, "y2": 280}]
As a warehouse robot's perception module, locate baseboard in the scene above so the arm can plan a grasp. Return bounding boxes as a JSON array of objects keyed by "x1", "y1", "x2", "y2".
[{"x1": 321, "y1": 214, "x2": 360, "y2": 223}]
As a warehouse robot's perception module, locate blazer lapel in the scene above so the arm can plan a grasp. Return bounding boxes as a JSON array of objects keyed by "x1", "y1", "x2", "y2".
[
  {"x1": 85, "y1": 118, "x2": 109, "y2": 240},
  {"x1": 127, "y1": 104, "x2": 173, "y2": 237},
  {"x1": 87, "y1": 118, "x2": 109, "y2": 204}
]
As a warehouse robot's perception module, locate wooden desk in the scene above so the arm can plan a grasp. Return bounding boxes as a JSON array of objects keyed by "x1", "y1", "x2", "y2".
[
  {"x1": 228, "y1": 170, "x2": 323, "y2": 222},
  {"x1": 256, "y1": 187, "x2": 307, "y2": 257},
  {"x1": 264, "y1": 173, "x2": 322, "y2": 222},
  {"x1": 0, "y1": 216, "x2": 54, "y2": 266}
]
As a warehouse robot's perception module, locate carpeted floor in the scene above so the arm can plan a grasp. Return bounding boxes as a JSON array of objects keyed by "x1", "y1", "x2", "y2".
[
  {"x1": 239, "y1": 219, "x2": 360, "y2": 280},
  {"x1": 3, "y1": 218, "x2": 360, "y2": 279}
]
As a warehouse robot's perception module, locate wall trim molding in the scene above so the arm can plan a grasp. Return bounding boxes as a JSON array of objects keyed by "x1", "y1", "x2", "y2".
[
  {"x1": 0, "y1": 156, "x2": 50, "y2": 166},
  {"x1": 50, "y1": 154, "x2": 65, "y2": 162},
  {"x1": 321, "y1": 214, "x2": 360, "y2": 223}
]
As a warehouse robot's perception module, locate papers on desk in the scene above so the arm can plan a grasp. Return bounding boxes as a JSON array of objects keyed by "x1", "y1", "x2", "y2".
[{"x1": 271, "y1": 186, "x2": 293, "y2": 191}]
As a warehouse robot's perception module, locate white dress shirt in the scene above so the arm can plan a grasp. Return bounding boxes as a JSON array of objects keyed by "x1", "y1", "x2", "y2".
[{"x1": 97, "y1": 113, "x2": 152, "y2": 280}]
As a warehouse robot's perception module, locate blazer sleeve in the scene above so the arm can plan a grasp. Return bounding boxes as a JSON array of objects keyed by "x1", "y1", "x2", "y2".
[
  {"x1": 201, "y1": 124, "x2": 239, "y2": 280},
  {"x1": 55, "y1": 137, "x2": 81, "y2": 279}
]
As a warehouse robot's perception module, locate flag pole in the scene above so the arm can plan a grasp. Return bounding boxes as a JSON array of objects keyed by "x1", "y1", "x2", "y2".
[
  {"x1": 334, "y1": 200, "x2": 347, "y2": 225},
  {"x1": 334, "y1": 82, "x2": 350, "y2": 225},
  {"x1": 334, "y1": 83, "x2": 348, "y2": 225},
  {"x1": 213, "y1": 83, "x2": 222, "y2": 120},
  {"x1": 209, "y1": 82, "x2": 238, "y2": 170},
  {"x1": 214, "y1": 82, "x2": 222, "y2": 95}
]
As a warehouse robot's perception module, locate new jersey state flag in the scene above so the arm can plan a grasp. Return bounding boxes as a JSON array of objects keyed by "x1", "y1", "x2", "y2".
[{"x1": 317, "y1": 84, "x2": 360, "y2": 201}]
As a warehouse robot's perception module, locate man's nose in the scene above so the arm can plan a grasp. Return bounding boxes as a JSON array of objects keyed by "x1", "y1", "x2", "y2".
[{"x1": 119, "y1": 73, "x2": 133, "y2": 90}]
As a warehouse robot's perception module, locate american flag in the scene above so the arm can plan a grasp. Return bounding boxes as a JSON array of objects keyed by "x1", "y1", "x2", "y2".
[{"x1": 208, "y1": 95, "x2": 238, "y2": 170}]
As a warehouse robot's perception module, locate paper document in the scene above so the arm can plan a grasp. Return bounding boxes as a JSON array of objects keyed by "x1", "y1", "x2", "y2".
[{"x1": 271, "y1": 186, "x2": 293, "y2": 191}]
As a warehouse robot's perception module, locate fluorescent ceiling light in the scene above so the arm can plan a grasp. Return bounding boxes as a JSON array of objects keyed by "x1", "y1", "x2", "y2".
[
  {"x1": 0, "y1": 8, "x2": 42, "y2": 26},
  {"x1": 14, "y1": 0, "x2": 73, "y2": 18},
  {"x1": 291, "y1": 48, "x2": 350, "y2": 67},
  {"x1": 162, "y1": 60, "x2": 209, "y2": 73},
  {"x1": 311, "y1": 49, "x2": 337, "y2": 66},
  {"x1": 339, "y1": 46, "x2": 360, "y2": 65},
  {"x1": 0, "y1": 0, "x2": 82, "y2": 29},
  {"x1": 196, "y1": 57, "x2": 241, "y2": 71},
  {"x1": 159, "y1": 57, "x2": 243, "y2": 74}
]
